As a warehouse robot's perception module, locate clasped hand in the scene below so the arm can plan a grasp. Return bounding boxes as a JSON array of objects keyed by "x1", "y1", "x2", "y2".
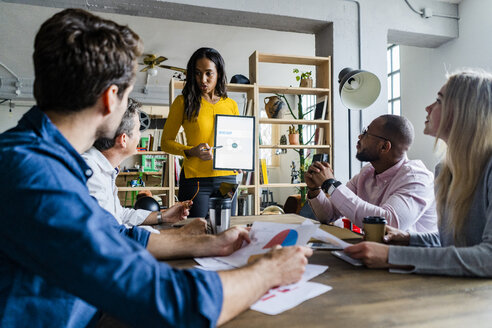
[{"x1": 304, "y1": 161, "x2": 334, "y2": 188}]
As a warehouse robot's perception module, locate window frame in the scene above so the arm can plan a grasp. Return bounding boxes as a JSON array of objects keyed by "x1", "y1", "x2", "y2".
[{"x1": 387, "y1": 44, "x2": 401, "y2": 115}]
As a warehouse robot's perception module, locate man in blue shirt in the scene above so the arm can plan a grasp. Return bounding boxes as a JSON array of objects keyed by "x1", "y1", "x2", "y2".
[{"x1": 0, "y1": 8, "x2": 312, "y2": 327}]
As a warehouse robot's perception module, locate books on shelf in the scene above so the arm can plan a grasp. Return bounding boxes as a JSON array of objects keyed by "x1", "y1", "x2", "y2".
[
  {"x1": 174, "y1": 157, "x2": 182, "y2": 185},
  {"x1": 241, "y1": 171, "x2": 254, "y2": 185},
  {"x1": 260, "y1": 159, "x2": 268, "y2": 184},
  {"x1": 313, "y1": 95, "x2": 328, "y2": 120},
  {"x1": 175, "y1": 127, "x2": 187, "y2": 146},
  {"x1": 244, "y1": 98, "x2": 253, "y2": 116},
  {"x1": 314, "y1": 127, "x2": 325, "y2": 145},
  {"x1": 161, "y1": 160, "x2": 168, "y2": 187},
  {"x1": 237, "y1": 193, "x2": 253, "y2": 216}
]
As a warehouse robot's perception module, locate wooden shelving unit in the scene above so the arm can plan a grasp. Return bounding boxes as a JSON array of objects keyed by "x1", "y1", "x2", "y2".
[
  {"x1": 169, "y1": 79, "x2": 257, "y2": 210},
  {"x1": 249, "y1": 51, "x2": 332, "y2": 215},
  {"x1": 117, "y1": 150, "x2": 175, "y2": 208},
  {"x1": 166, "y1": 52, "x2": 332, "y2": 215}
]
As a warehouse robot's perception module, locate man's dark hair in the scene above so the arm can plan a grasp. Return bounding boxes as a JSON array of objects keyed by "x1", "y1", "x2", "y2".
[
  {"x1": 380, "y1": 114, "x2": 414, "y2": 152},
  {"x1": 33, "y1": 8, "x2": 143, "y2": 113},
  {"x1": 182, "y1": 47, "x2": 228, "y2": 121},
  {"x1": 93, "y1": 98, "x2": 141, "y2": 151}
]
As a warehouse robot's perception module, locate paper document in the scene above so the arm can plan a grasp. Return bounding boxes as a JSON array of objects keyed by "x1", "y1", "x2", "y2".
[
  {"x1": 194, "y1": 257, "x2": 236, "y2": 271},
  {"x1": 193, "y1": 220, "x2": 332, "y2": 316},
  {"x1": 194, "y1": 259, "x2": 331, "y2": 316},
  {"x1": 251, "y1": 282, "x2": 332, "y2": 315},
  {"x1": 215, "y1": 221, "x2": 319, "y2": 268},
  {"x1": 249, "y1": 264, "x2": 330, "y2": 315},
  {"x1": 312, "y1": 227, "x2": 352, "y2": 249}
]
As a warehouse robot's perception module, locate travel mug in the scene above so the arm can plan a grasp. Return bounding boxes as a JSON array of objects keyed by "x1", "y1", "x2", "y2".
[
  {"x1": 362, "y1": 216, "x2": 387, "y2": 243},
  {"x1": 208, "y1": 197, "x2": 232, "y2": 234}
]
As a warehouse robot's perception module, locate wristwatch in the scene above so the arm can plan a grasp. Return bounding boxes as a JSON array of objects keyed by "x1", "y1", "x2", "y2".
[
  {"x1": 321, "y1": 178, "x2": 342, "y2": 196},
  {"x1": 156, "y1": 211, "x2": 163, "y2": 224}
]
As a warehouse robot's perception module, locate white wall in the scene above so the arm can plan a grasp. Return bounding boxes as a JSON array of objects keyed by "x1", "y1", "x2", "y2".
[
  {"x1": 0, "y1": 2, "x2": 315, "y2": 104},
  {"x1": 401, "y1": 0, "x2": 492, "y2": 171},
  {"x1": 0, "y1": 2, "x2": 316, "y2": 205},
  {"x1": 0, "y1": 0, "x2": 461, "y2": 184},
  {"x1": 0, "y1": 0, "x2": 465, "y2": 208}
]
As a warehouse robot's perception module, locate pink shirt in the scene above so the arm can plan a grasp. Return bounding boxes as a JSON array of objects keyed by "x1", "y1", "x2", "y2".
[{"x1": 308, "y1": 157, "x2": 438, "y2": 233}]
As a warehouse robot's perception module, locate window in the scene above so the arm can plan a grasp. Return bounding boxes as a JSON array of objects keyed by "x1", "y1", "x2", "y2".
[
  {"x1": 259, "y1": 95, "x2": 317, "y2": 166},
  {"x1": 387, "y1": 44, "x2": 400, "y2": 115},
  {"x1": 259, "y1": 109, "x2": 275, "y2": 165},
  {"x1": 301, "y1": 95, "x2": 316, "y2": 146}
]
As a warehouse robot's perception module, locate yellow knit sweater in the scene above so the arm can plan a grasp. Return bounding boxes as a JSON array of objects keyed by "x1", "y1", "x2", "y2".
[{"x1": 161, "y1": 95, "x2": 239, "y2": 178}]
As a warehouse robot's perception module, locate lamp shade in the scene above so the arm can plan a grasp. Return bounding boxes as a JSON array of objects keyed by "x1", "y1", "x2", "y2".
[{"x1": 338, "y1": 67, "x2": 381, "y2": 110}]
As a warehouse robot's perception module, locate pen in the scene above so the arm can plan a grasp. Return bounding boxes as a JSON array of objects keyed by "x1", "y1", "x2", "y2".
[{"x1": 201, "y1": 145, "x2": 223, "y2": 151}]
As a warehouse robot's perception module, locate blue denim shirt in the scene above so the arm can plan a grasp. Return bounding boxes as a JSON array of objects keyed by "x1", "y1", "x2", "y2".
[{"x1": 0, "y1": 107, "x2": 223, "y2": 327}]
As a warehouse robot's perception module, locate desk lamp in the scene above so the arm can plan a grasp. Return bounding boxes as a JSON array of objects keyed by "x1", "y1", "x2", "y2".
[
  {"x1": 338, "y1": 68, "x2": 381, "y2": 177},
  {"x1": 338, "y1": 67, "x2": 381, "y2": 110}
]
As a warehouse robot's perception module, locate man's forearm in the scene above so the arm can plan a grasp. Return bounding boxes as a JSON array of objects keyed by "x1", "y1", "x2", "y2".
[
  {"x1": 308, "y1": 192, "x2": 337, "y2": 224},
  {"x1": 146, "y1": 233, "x2": 215, "y2": 260},
  {"x1": 216, "y1": 246, "x2": 311, "y2": 325},
  {"x1": 216, "y1": 260, "x2": 274, "y2": 326},
  {"x1": 307, "y1": 188, "x2": 321, "y2": 199},
  {"x1": 142, "y1": 211, "x2": 158, "y2": 225}
]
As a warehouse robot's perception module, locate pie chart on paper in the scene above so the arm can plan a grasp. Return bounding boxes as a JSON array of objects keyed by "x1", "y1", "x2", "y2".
[{"x1": 263, "y1": 229, "x2": 299, "y2": 249}]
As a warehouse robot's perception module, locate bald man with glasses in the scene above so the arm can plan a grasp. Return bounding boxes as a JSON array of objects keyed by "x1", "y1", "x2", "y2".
[{"x1": 305, "y1": 114, "x2": 437, "y2": 233}]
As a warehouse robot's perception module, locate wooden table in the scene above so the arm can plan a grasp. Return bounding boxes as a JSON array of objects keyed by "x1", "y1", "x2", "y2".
[{"x1": 170, "y1": 214, "x2": 492, "y2": 328}]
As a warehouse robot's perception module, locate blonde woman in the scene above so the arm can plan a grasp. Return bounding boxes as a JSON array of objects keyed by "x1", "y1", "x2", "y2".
[{"x1": 344, "y1": 70, "x2": 492, "y2": 277}]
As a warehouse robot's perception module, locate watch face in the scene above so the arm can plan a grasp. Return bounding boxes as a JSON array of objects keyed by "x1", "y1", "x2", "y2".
[
  {"x1": 322, "y1": 179, "x2": 337, "y2": 193},
  {"x1": 328, "y1": 184, "x2": 337, "y2": 196}
]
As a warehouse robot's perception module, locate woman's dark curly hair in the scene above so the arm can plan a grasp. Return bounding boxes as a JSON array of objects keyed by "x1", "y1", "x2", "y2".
[{"x1": 182, "y1": 47, "x2": 228, "y2": 121}]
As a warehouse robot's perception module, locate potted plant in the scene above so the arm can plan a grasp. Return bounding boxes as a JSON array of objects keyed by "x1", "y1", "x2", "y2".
[
  {"x1": 288, "y1": 125, "x2": 299, "y2": 145},
  {"x1": 293, "y1": 68, "x2": 313, "y2": 88}
]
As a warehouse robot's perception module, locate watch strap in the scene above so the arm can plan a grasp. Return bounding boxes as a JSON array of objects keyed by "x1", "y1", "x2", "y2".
[
  {"x1": 322, "y1": 179, "x2": 341, "y2": 195},
  {"x1": 156, "y1": 211, "x2": 163, "y2": 224},
  {"x1": 321, "y1": 179, "x2": 337, "y2": 193}
]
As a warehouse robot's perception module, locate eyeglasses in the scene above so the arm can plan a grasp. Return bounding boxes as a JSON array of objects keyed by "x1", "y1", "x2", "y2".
[{"x1": 360, "y1": 127, "x2": 390, "y2": 142}]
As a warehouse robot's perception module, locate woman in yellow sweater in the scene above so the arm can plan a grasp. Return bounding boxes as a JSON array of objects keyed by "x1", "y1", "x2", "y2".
[{"x1": 161, "y1": 47, "x2": 238, "y2": 217}]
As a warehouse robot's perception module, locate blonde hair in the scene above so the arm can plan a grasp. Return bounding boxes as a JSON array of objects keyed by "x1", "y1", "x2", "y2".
[{"x1": 435, "y1": 69, "x2": 492, "y2": 244}]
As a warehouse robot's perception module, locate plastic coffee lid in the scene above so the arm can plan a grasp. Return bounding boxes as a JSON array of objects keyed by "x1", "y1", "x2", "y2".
[
  {"x1": 208, "y1": 197, "x2": 233, "y2": 209},
  {"x1": 363, "y1": 216, "x2": 387, "y2": 224}
]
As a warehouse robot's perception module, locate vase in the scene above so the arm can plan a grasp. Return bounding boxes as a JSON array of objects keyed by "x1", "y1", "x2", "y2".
[
  {"x1": 300, "y1": 78, "x2": 313, "y2": 88},
  {"x1": 264, "y1": 96, "x2": 285, "y2": 118},
  {"x1": 288, "y1": 133, "x2": 299, "y2": 145}
]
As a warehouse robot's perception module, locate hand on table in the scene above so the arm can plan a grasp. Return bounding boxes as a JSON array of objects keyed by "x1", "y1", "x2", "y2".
[
  {"x1": 254, "y1": 246, "x2": 313, "y2": 287},
  {"x1": 383, "y1": 225, "x2": 411, "y2": 245},
  {"x1": 212, "y1": 226, "x2": 251, "y2": 256},
  {"x1": 343, "y1": 242, "x2": 390, "y2": 269}
]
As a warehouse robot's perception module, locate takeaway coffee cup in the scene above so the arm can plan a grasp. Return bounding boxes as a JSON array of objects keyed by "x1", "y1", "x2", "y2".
[
  {"x1": 362, "y1": 216, "x2": 387, "y2": 243},
  {"x1": 208, "y1": 197, "x2": 232, "y2": 234}
]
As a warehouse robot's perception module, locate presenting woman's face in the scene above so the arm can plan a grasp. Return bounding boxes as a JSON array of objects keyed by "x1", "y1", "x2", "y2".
[{"x1": 195, "y1": 58, "x2": 218, "y2": 96}]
